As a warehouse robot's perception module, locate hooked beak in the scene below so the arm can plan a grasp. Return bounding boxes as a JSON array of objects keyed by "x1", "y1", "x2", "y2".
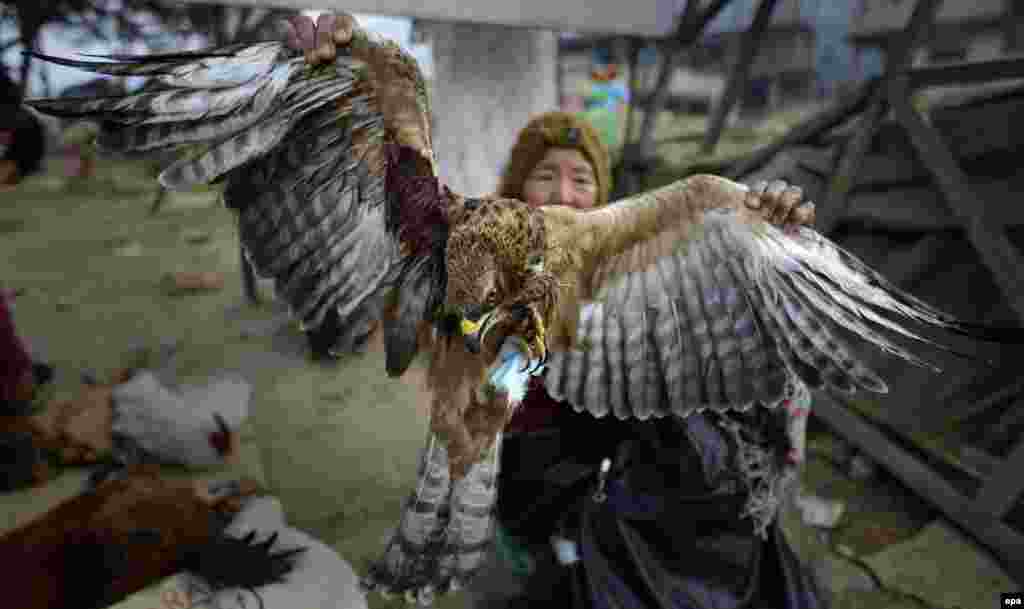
[
  {"x1": 462, "y1": 319, "x2": 482, "y2": 353},
  {"x1": 460, "y1": 308, "x2": 496, "y2": 354}
]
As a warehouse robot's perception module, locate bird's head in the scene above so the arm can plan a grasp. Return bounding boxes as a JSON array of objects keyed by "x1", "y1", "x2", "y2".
[
  {"x1": 443, "y1": 198, "x2": 515, "y2": 355},
  {"x1": 443, "y1": 248, "x2": 504, "y2": 355},
  {"x1": 443, "y1": 197, "x2": 546, "y2": 356}
]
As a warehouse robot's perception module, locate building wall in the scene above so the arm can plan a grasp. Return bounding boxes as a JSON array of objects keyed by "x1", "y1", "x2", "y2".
[{"x1": 418, "y1": 21, "x2": 558, "y2": 197}]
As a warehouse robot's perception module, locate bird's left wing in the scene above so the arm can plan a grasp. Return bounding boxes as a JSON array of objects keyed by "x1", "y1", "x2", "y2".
[{"x1": 542, "y1": 174, "x2": 1021, "y2": 420}]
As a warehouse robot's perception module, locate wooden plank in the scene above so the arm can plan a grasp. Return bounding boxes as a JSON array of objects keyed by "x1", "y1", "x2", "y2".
[
  {"x1": 888, "y1": 78, "x2": 1024, "y2": 324},
  {"x1": 872, "y1": 231, "x2": 945, "y2": 288},
  {"x1": 726, "y1": 79, "x2": 877, "y2": 179},
  {"x1": 974, "y1": 430, "x2": 1024, "y2": 520},
  {"x1": 617, "y1": 0, "x2": 734, "y2": 198},
  {"x1": 701, "y1": 0, "x2": 779, "y2": 155},
  {"x1": 814, "y1": 393, "x2": 1024, "y2": 585},
  {"x1": 930, "y1": 91, "x2": 1024, "y2": 163},
  {"x1": 883, "y1": 0, "x2": 942, "y2": 71},
  {"x1": 990, "y1": 396, "x2": 1024, "y2": 452},
  {"x1": 811, "y1": 0, "x2": 939, "y2": 235},
  {"x1": 821, "y1": 171, "x2": 1024, "y2": 232},
  {"x1": 837, "y1": 152, "x2": 928, "y2": 186},
  {"x1": 947, "y1": 376, "x2": 1024, "y2": 424},
  {"x1": 958, "y1": 444, "x2": 1002, "y2": 481},
  {"x1": 909, "y1": 57, "x2": 1024, "y2": 89},
  {"x1": 788, "y1": 146, "x2": 840, "y2": 177},
  {"x1": 815, "y1": 91, "x2": 887, "y2": 237}
]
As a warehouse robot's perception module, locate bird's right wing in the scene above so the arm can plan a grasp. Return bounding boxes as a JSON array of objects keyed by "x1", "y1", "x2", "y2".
[
  {"x1": 27, "y1": 19, "x2": 452, "y2": 363},
  {"x1": 542, "y1": 174, "x2": 1024, "y2": 421}
]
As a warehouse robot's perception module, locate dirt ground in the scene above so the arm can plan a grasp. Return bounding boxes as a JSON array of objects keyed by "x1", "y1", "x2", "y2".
[{"x1": 0, "y1": 154, "x2": 1016, "y2": 609}]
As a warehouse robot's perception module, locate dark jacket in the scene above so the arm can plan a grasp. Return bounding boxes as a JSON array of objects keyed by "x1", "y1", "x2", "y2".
[{"x1": 497, "y1": 384, "x2": 826, "y2": 609}]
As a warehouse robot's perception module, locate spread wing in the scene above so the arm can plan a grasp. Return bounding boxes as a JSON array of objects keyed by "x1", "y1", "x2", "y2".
[
  {"x1": 25, "y1": 20, "x2": 486, "y2": 602},
  {"x1": 542, "y1": 174, "x2": 1023, "y2": 420},
  {"x1": 26, "y1": 29, "x2": 450, "y2": 366}
]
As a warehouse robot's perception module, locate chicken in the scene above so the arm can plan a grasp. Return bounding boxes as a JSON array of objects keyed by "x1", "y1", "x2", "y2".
[{"x1": 0, "y1": 465, "x2": 301, "y2": 609}]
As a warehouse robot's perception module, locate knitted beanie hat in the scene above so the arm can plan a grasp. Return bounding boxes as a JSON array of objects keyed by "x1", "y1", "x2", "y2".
[{"x1": 497, "y1": 111, "x2": 611, "y2": 206}]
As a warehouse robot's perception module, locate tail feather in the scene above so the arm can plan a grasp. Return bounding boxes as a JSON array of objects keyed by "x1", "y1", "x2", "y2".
[{"x1": 364, "y1": 432, "x2": 500, "y2": 601}]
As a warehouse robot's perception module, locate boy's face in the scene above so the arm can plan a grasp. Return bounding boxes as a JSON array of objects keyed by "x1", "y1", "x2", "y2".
[{"x1": 522, "y1": 147, "x2": 598, "y2": 210}]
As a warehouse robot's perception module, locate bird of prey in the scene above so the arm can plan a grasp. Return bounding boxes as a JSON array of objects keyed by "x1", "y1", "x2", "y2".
[{"x1": 26, "y1": 13, "x2": 1021, "y2": 605}]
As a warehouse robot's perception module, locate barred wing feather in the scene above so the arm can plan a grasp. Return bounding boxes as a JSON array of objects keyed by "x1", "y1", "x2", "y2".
[
  {"x1": 27, "y1": 42, "x2": 401, "y2": 350},
  {"x1": 26, "y1": 35, "x2": 494, "y2": 606},
  {"x1": 545, "y1": 176, "x2": 1024, "y2": 421}
]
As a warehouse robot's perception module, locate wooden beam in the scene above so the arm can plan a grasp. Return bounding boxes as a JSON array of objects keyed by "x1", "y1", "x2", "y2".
[
  {"x1": 990, "y1": 396, "x2": 1024, "y2": 454},
  {"x1": 815, "y1": 89, "x2": 887, "y2": 237},
  {"x1": 702, "y1": 0, "x2": 779, "y2": 155},
  {"x1": 888, "y1": 78, "x2": 1024, "y2": 323},
  {"x1": 909, "y1": 56, "x2": 1024, "y2": 89},
  {"x1": 973, "y1": 426, "x2": 1024, "y2": 521},
  {"x1": 883, "y1": 0, "x2": 942, "y2": 71},
  {"x1": 813, "y1": 393, "x2": 1024, "y2": 586},
  {"x1": 616, "y1": 0, "x2": 734, "y2": 197},
  {"x1": 621, "y1": 36, "x2": 642, "y2": 151}
]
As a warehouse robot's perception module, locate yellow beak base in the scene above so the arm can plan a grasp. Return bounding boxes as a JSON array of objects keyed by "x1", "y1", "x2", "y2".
[{"x1": 460, "y1": 318, "x2": 482, "y2": 336}]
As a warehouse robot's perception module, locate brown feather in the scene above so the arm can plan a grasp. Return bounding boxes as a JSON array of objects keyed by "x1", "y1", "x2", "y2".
[
  {"x1": 0, "y1": 466, "x2": 263, "y2": 609},
  {"x1": 540, "y1": 174, "x2": 755, "y2": 351}
]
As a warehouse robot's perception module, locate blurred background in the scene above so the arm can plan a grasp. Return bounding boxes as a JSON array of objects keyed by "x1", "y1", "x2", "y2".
[{"x1": 2, "y1": 1, "x2": 1024, "y2": 608}]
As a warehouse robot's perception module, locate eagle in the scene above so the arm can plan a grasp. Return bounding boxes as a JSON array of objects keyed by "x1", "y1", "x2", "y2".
[{"x1": 26, "y1": 13, "x2": 1021, "y2": 604}]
